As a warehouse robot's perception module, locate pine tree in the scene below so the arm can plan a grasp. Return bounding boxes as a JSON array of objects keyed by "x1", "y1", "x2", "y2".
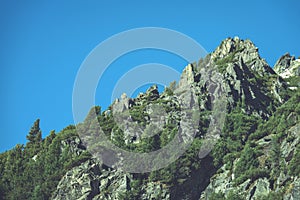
[
  {"x1": 44, "y1": 130, "x2": 56, "y2": 148},
  {"x1": 26, "y1": 119, "x2": 42, "y2": 157},
  {"x1": 26, "y1": 119, "x2": 42, "y2": 143},
  {"x1": 3, "y1": 144, "x2": 29, "y2": 199}
]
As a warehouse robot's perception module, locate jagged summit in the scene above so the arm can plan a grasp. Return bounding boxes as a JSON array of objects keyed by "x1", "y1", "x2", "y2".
[
  {"x1": 177, "y1": 37, "x2": 290, "y2": 118},
  {"x1": 274, "y1": 53, "x2": 295, "y2": 73},
  {"x1": 274, "y1": 53, "x2": 300, "y2": 79},
  {"x1": 211, "y1": 37, "x2": 258, "y2": 60},
  {"x1": 210, "y1": 37, "x2": 275, "y2": 76}
]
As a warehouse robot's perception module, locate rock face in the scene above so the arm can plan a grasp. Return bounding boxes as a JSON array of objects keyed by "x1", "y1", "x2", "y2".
[
  {"x1": 211, "y1": 37, "x2": 275, "y2": 76},
  {"x1": 95, "y1": 169, "x2": 132, "y2": 199},
  {"x1": 60, "y1": 136, "x2": 86, "y2": 156},
  {"x1": 274, "y1": 53, "x2": 300, "y2": 79},
  {"x1": 50, "y1": 157, "x2": 172, "y2": 200},
  {"x1": 210, "y1": 37, "x2": 289, "y2": 116},
  {"x1": 274, "y1": 53, "x2": 296, "y2": 74},
  {"x1": 52, "y1": 160, "x2": 101, "y2": 200}
]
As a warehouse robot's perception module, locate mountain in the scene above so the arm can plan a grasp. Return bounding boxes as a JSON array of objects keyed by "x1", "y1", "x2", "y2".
[
  {"x1": 0, "y1": 37, "x2": 299, "y2": 200},
  {"x1": 274, "y1": 53, "x2": 300, "y2": 90}
]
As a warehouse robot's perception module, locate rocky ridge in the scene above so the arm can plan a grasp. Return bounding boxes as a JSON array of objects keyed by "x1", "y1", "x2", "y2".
[
  {"x1": 0, "y1": 37, "x2": 299, "y2": 200},
  {"x1": 51, "y1": 37, "x2": 299, "y2": 200}
]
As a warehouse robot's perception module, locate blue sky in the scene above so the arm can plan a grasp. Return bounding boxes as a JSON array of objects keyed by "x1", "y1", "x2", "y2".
[{"x1": 0, "y1": 0, "x2": 299, "y2": 152}]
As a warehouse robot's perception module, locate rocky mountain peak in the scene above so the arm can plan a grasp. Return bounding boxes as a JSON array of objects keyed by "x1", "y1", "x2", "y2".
[
  {"x1": 146, "y1": 84, "x2": 159, "y2": 95},
  {"x1": 210, "y1": 37, "x2": 277, "y2": 78},
  {"x1": 179, "y1": 63, "x2": 196, "y2": 87},
  {"x1": 213, "y1": 37, "x2": 251, "y2": 53},
  {"x1": 144, "y1": 84, "x2": 160, "y2": 101},
  {"x1": 274, "y1": 53, "x2": 295, "y2": 74},
  {"x1": 211, "y1": 37, "x2": 258, "y2": 60},
  {"x1": 173, "y1": 37, "x2": 290, "y2": 119},
  {"x1": 274, "y1": 53, "x2": 300, "y2": 79}
]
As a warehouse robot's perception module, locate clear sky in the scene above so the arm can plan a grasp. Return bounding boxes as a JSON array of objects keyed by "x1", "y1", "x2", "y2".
[{"x1": 0, "y1": 0, "x2": 299, "y2": 152}]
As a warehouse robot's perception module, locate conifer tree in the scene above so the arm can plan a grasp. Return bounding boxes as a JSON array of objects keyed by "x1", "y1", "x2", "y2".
[
  {"x1": 26, "y1": 119, "x2": 42, "y2": 157},
  {"x1": 44, "y1": 130, "x2": 56, "y2": 148}
]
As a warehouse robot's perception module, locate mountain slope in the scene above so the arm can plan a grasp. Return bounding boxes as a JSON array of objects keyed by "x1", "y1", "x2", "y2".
[{"x1": 0, "y1": 37, "x2": 299, "y2": 200}]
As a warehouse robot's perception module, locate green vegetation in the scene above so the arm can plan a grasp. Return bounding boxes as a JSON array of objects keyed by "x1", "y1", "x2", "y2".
[
  {"x1": 0, "y1": 86, "x2": 298, "y2": 199},
  {"x1": 214, "y1": 44, "x2": 246, "y2": 73},
  {"x1": 258, "y1": 190, "x2": 284, "y2": 200},
  {"x1": 285, "y1": 76, "x2": 300, "y2": 88},
  {"x1": 209, "y1": 192, "x2": 225, "y2": 199},
  {"x1": 212, "y1": 109, "x2": 260, "y2": 168},
  {"x1": 214, "y1": 53, "x2": 235, "y2": 73},
  {"x1": 288, "y1": 144, "x2": 300, "y2": 176},
  {"x1": 0, "y1": 122, "x2": 91, "y2": 199},
  {"x1": 249, "y1": 90, "x2": 300, "y2": 141}
]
